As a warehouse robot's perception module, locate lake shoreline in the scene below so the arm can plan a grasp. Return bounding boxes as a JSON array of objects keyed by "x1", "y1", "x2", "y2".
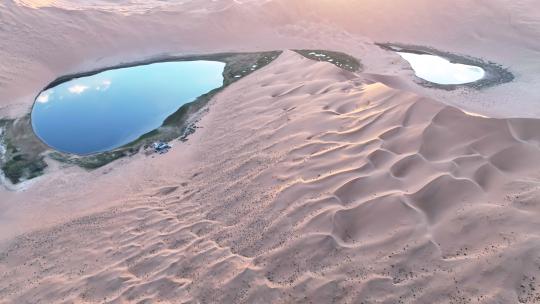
[
  {"x1": 1, "y1": 51, "x2": 282, "y2": 184},
  {"x1": 376, "y1": 42, "x2": 514, "y2": 90}
]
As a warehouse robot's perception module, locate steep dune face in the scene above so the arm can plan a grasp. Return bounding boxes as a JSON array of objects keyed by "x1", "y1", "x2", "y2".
[{"x1": 2, "y1": 52, "x2": 540, "y2": 303}]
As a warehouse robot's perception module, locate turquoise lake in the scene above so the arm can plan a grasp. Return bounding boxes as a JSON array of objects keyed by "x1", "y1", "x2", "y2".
[{"x1": 31, "y1": 61, "x2": 225, "y2": 155}]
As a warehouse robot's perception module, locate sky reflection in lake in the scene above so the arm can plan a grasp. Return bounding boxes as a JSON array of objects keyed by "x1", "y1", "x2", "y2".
[
  {"x1": 398, "y1": 52, "x2": 485, "y2": 85},
  {"x1": 32, "y1": 61, "x2": 225, "y2": 155}
]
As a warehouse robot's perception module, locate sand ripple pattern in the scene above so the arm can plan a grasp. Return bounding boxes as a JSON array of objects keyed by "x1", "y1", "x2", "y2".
[{"x1": 2, "y1": 52, "x2": 540, "y2": 303}]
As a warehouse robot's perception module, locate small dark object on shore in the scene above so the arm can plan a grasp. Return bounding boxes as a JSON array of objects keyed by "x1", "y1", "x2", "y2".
[{"x1": 152, "y1": 141, "x2": 171, "y2": 154}]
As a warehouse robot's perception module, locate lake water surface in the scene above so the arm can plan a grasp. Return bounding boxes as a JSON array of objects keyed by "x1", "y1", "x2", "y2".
[
  {"x1": 398, "y1": 52, "x2": 485, "y2": 85},
  {"x1": 32, "y1": 61, "x2": 225, "y2": 155}
]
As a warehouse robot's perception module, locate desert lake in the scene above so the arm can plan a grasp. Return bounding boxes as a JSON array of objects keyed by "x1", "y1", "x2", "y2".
[
  {"x1": 398, "y1": 52, "x2": 485, "y2": 85},
  {"x1": 31, "y1": 61, "x2": 225, "y2": 155}
]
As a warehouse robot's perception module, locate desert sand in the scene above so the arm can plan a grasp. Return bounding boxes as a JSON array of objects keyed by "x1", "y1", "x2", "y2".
[{"x1": 2, "y1": 1, "x2": 540, "y2": 303}]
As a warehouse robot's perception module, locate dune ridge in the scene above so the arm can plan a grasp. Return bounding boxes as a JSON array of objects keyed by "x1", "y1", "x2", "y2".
[{"x1": 2, "y1": 52, "x2": 540, "y2": 303}]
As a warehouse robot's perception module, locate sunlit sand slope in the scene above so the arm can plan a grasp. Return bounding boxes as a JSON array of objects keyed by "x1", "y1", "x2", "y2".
[{"x1": 2, "y1": 52, "x2": 540, "y2": 303}]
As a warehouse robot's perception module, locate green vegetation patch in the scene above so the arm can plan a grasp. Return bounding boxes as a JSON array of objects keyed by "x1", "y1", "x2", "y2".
[
  {"x1": 1, "y1": 117, "x2": 48, "y2": 184},
  {"x1": 294, "y1": 49, "x2": 362, "y2": 72},
  {"x1": 48, "y1": 150, "x2": 137, "y2": 170},
  {"x1": 2, "y1": 155, "x2": 47, "y2": 184}
]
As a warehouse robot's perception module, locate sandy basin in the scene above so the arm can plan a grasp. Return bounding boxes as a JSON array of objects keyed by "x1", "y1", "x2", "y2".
[{"x1": 2, "y1": 0, "x2": 540, "y2": 303}]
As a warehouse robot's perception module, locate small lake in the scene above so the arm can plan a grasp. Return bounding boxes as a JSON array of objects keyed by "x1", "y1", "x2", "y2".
[
  {"x1": 397, "y1": 52, "x2": 485, "y2": 85},
  {"x1": 32, "y1": 61, "x2": 225, "y2": 155}
]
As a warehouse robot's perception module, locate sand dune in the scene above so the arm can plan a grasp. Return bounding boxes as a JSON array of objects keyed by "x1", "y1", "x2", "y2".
[
  {"x1": 2, "y1": 52, "x2": 540, "y2": 302},
  {"x1": 3, "y1": 1, "x2": 540, "y2": 303}
]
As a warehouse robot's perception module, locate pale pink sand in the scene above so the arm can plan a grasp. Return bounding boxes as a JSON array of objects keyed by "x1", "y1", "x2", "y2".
[{"x1": 2, "y1": 1, "x2": 540, "y2": 303}]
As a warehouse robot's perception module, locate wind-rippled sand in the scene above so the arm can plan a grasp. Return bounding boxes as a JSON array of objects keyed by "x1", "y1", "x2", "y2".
[
  {"x1": 2, "y1": 0, "x2": 540, "y2": 303},
  {"x1": 2, "y1": 52, "x2": 540, "y2": 303}
]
